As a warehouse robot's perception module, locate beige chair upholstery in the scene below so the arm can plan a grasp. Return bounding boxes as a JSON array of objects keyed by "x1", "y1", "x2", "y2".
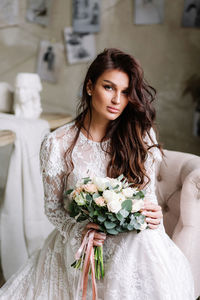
[{"x1": 155, "y1": 149, "x2": 200, "y2": 298}]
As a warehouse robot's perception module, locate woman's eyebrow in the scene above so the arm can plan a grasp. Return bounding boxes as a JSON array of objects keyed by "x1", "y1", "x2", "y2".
[
  {"x1": 103, "y1": 79, "x2": 128, "y2": 90},
  {"x1": 103, "y1": 79, "x2": 116, "y2": 86}
]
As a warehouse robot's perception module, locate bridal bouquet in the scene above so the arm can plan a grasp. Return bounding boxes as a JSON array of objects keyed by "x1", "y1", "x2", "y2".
[{"x1": 65, "y1": 174, "x2": 147, "y2": 284}]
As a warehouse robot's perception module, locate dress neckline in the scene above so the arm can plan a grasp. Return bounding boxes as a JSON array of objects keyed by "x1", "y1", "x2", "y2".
[
  {"x1": 70, "y1": 122, "x2": 110, "y2": 146},
  {"x1": 79, "y1": 129, "x2": 110, "y2": 146}
]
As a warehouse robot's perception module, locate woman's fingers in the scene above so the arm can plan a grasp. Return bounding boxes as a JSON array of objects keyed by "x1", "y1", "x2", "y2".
[
  {"x1": 142, "y1": 210, "x2": 163, "y2": 219},
  {"x1": 86, "y1": 223, "x2": 100, "y2": 230},
  {"x1": 141, "y1": 200, "x2": 163, "y2": 230},
  {"x1": 143, "y1": 201, "x2": 162, "y2": 212},
  {"x1": 147, "y1": 223, "x2": 159, "y2": 230},
  {"x1": 146, "y1": 217, "x2": 161, "y2": 225},
  {"x1": 94, "y1": 231, "x2": 106, "y2": 240},
  {"x1": 93, "y1": 240, "x2": 104, "y2": 246}
]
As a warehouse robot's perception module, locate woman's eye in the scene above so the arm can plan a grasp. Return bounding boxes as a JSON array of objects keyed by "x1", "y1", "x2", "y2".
[
  {"x1": 122, "y1": 90, "x2": 128, "y2": 95},
  {"x1": 104, "y1": 85, "x2": 113, "y2": 91}
]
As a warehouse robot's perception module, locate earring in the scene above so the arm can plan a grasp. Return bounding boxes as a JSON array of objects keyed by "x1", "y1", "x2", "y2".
[{"x1": 88, "y1": 92, "x2": 92, "y2": 96}]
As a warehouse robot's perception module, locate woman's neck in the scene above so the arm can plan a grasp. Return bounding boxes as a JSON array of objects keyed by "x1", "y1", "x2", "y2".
[{"x1": 82, "y1": 113, "x2": 109, "y2": 142}]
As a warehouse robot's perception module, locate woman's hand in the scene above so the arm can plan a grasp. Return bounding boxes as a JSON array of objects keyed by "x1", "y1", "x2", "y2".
[
  {"x1": 141, "y1": 199, "x2": 163, "y2": 229},
  {"x1": 82, "y1": 222, "x2": 106, "y2": 246}
]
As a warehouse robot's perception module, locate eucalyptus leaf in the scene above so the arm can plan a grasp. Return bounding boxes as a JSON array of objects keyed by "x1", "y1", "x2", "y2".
[
  {"x1": 97, "y1": 215, "x2": 107, "y2": 223},
  {"x1": 116, "y1": 212, "x2": 124, "y2": 222},
  {"x1": 104, "y1": 221, "x2": 116, "y2": 229},
  {"x1": 83, "y1": 177, "x2": 91, "y2": 184},
  {"x1": 106, "y1": 228, "x2": 118, "y2": 235},
  {"x1": 107, "y1": 214, "x2": 117, "y2": 222},
  {"x1": 113, "y1": 184, "x2": 119, "y2": 190},
  {"x1": 136, "y1": 214, "x2": 145, "y2": 224},
  {"x1": 93, "y1": 193, "x2": 101, "y2": 199},
  {"x1": 133, "y1": 191, "x2": 145, "y2": 199},
  {"x1": 86, "y1": 194, "x2": 93, "y2": 201},
  {"x1": 121, "y1": 200, "x2": 132, "y2": 212},
  {"x1": 64, "y1": 189, "x2": 73, "y2": 195},
  {"x1": 115, "y1": 226, "x2": 124, "y2": 233},
  {"x1": 119, "y1": 208, "x2": 129, "y2": 218},
  {"x1": 127, "y1": 224, "x2": 134, "y2": 231}
]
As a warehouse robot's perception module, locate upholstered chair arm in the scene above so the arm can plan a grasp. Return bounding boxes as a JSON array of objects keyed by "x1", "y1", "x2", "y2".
[{"x1": 156, "y1": 150, "x2": 200, "y2": 298}]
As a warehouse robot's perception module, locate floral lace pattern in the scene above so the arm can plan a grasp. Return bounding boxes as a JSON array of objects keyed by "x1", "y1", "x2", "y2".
[{"x1": 0, "y1": 122, "x2": 195, "y2": 300}]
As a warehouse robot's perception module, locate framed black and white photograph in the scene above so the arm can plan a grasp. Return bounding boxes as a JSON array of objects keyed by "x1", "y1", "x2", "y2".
[
  {"x1": 73, "y1": 0, "x2": 100, "y2": 33},
  {"x1": 0, "y1": 0, "x2": 19, "y2": 28},
  {"x1": 36, "y1": 40, "x2": 63, "y2": 83},
  {"x1": 134, "y1": 0, "x2": 165, "y2": 25},
  {"x1": 182, "y1": 0, "x2": 200, "y2": 27},
  {"x1": 26, "y1": 0, "x2": 53, "y2": 26},
  {"x1": 64, "y1": 27, "x2": 96, "y2": 64}
]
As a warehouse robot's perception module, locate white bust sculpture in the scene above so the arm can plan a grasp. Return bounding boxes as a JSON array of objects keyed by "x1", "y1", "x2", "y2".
[{"x1": 14, "y1": 73, "x2": 43, "y2": 119}]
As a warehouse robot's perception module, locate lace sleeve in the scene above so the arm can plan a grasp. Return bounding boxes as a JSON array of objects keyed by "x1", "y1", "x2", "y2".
[
  {"x1": 143, "y1": 128, "x2": 162, "y2": 204},
  {"x1": 40, "y1": 133, "x2": 84, "y2": 242}
]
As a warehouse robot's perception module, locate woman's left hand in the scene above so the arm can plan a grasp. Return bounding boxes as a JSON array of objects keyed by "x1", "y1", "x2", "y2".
[{"x1": 141, "y1": 199, "x2": 163, "y2": 229}]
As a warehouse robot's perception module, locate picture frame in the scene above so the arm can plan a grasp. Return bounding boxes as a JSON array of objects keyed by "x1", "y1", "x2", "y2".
[
  {"x1": 64, "y1": 27, "x2": 96, "y2": 64},
  {"x1": 182, "y1": 0, "x2": 200, "y2": 28},
  {"x1": 36, "y1": 40, "x2": 63, "y2": 83},
  {"x1": 26, "y1": 0, "x2": 53, "y2": 27},
  {"x1": 0, "y1": 0, "x2": 19, "y2": 28},
  {"x1": 134, "y1": 0, "x2": 165, "y2": 25},
  {"x1": 72, "y1": 0, "x2": 100, "y2": 33}
]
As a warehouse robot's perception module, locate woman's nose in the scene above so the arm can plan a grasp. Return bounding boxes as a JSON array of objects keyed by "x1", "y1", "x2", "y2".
[{"x1": 111, "y1": 92, "x2": 120, "y2": 104}]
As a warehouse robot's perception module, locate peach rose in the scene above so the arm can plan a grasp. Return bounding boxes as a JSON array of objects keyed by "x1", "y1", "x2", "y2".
[
  {"x1": 95, "y1": 196, "x2": 106, "y2": 207},
  {"x1": 83, "y1": 183, "x2": 98, "y2": 194}
]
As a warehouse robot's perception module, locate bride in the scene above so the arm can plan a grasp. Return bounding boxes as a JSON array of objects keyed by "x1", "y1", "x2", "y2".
[{"x1": 0, "y1": 48, "x2": 194, "y2": 299}]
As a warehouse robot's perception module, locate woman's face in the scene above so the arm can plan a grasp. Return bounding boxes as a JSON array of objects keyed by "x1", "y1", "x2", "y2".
[{"x1": 87, "y1": 69, "x2": 129, "y2": 122}]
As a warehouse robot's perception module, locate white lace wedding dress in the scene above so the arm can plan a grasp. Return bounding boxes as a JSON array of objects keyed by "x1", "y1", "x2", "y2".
[{"x1": 0, "y1": 122, "x2": 195, "y2": 300}]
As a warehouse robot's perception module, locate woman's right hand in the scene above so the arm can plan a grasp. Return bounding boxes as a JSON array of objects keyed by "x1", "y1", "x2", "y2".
[{"x1": 82, "y1": 222, "x2": 106, "y2": 246}]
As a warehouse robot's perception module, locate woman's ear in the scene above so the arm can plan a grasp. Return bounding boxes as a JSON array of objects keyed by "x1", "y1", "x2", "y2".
[{"x1": 86, "y1": 80, "x2": 93, "y2": 96}]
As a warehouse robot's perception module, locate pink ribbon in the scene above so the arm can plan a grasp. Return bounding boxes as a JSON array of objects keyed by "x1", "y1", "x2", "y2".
[{"x1": 75, "y1": 229, "x2": 98, "y2": 300}]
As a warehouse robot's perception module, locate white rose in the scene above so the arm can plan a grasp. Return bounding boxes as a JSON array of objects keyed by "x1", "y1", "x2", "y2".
[
  {"x1": 118, "y1": 193, "x2": 125, "y2": 203},
  {"x1": 131, "y1": 199, "x2": 144, "y2": 213},
  {"x1": 103, "y1": 190, "x2": 120, "y2": 203},
  {"x1": 108, "y1": 178, "x2": 122, "y2": 190},
  {"x1": 107, "y1": 200, "x2": 121, "y2": 213},
  {"x1": 122, "y1": 187, "x2": 135, "y2": 198},
  {"x1": 93, "y1": 176, "x2": 109, "y2": 191},
  {"x1": 74, "y1": 194, "x2": 86, "y2": 206}
]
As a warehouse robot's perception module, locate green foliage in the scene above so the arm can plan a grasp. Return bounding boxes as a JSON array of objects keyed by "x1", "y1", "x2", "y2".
[
  {"x1": 121, "y1": 200, "x2": 132, "y2": 212},
  {"x1": 104, "y1": 221, "x2": 116, "y2": 229},
  {"x1": 83, "y1": 177, "x2": 91, "y2": 184},
  {"x1": 106, "y1": 228, "x2": 118, "y2": 235},
  {"x1": 97, "y1": 215, "x2": 107, "y2": 223},
  {"x1": 64, "y1": 189, "x2": 73, "y2": 195},
  {"x1": 119, "y1": 209, "x2": 129, "y2": 218},
  {"x1": 133, "y1": 190, "x2": 145, "y2": 199}
]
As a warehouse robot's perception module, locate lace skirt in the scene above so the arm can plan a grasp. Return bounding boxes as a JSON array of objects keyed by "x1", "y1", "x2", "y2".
[{"x1": 0, "y1": 226, "x2": 195, "y2": 300}]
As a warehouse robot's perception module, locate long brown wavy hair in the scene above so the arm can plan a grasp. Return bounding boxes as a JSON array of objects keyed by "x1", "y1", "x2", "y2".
[{"x1": 65, "y1": 48, "x2": 162, "y2": 188}]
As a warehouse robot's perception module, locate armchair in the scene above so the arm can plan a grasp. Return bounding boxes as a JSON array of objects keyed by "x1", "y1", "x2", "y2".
[{"x1": 155, "y1": 149, "x2": 200, "y2": 299}]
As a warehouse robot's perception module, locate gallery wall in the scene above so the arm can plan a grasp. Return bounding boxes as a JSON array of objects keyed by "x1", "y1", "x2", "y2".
[{"x1": 0, "y1": 0, "x2": 200, "y2": 155}]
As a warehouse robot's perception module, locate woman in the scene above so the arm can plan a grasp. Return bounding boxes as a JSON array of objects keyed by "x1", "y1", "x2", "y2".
[{"x1": 0, "y1": 48, "x2": 194, "y2": 299}]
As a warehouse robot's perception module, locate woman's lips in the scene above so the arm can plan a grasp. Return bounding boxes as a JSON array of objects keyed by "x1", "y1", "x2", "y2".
[{"x1": 107, "y1": 106, "x2": 120, "y2": 113}]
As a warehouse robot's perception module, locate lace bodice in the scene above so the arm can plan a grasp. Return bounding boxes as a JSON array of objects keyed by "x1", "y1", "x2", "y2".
[{"x1": 40, "y1": 122, "x2": 162, "y2": 242}]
